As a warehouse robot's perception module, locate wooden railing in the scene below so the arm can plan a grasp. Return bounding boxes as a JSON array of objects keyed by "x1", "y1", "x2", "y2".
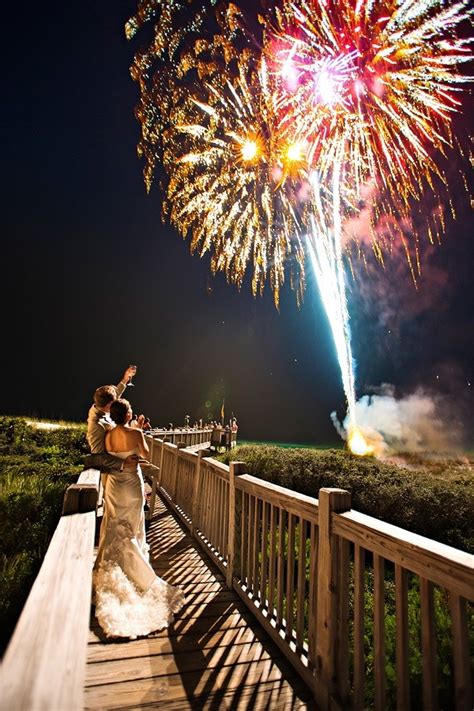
[
  {"x1": 0, "y1": 469, "x2": 101, "y2": 711},
  {"x1": 148, "y1": 426, "x2": 212, "y2": 446},
  {"x1": 148, "y1": 437, "x2": 474, "y2": 711}
]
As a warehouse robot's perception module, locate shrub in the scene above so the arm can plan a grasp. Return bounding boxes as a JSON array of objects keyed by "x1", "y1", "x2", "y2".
[{"x1": 220, "y1": 445, "x2": 474, "y2": 552}]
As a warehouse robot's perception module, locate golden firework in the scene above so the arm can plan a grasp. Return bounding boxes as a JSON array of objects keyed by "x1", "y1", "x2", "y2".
[{"x1": 161, "y1": 9, "x2": 311, "y2": 306}]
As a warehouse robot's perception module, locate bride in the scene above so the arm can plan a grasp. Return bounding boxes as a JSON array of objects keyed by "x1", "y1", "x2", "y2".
[{"x1": 93, "y1": 398, "x2": 185, "y2": 638}]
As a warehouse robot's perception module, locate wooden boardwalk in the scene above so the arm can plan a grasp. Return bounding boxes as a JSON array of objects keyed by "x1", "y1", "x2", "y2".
[{"x1": 85, "y1": 494, "x2": 316, "y2": 710}]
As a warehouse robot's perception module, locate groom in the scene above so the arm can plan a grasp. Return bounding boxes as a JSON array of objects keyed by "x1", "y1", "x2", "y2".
[
  {"x1": 84, "y1": 366, "x2": 159, "y2": 487},
  {"x1": 85, "y1": 366, "x2": 138, "y2": 473}
]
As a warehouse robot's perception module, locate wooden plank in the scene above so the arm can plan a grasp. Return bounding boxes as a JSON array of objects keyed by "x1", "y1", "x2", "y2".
[
  {"x1": 420, "y1": 577, "x2": 438, "y2": 711},
  {"x1": 84, "y1": 660, "x2": 310, "y2": 710},
  {"x1": 252, "y1": 496, "x2": 260, "y2": 599},
  {"x1": 335, "y1": 511, "x2": 474, "y2": 600},
  {"x1": 286, "y1": 512, "x2": 296, "y2": 636},
  {"x1": 353, "y1": 544, "x2": 365, "y2": 710},
  {"x1": 227, "y1": 462, "x2": 246, "y2": 587},
  {"x1": 241, "y1": 492, "x2": 248, "y2": 587},
  {"x1": 395, "y1": 565, "x2": 410, "y2": 711},
  {"x1": 373, "y1": 553, "x2": 386, "y2": 711},
  {"x1": 147, "y1": 438, "x2": 158, "y2": 518},
  {"x1": 86, "y1": 638, "x2": 285, "y2": 686},
  {"x1": 62, "y1": 484, "x2": 98, "y2": 514},
  {"x1": 191, "y1": 450, "x2": 203, "y2": 535},
  {"x1": 449, "y1": 592, "x2": 472, "y2": 711},
  {"x1": 268, "y1": 504, "x2": 277, "y2": 615},
  {"x1": 117, "y1": 678, "x2": 314, "y2": 711},
  {"x1": 296, "y1": 517, "x2": 307, "y2": 650},
  {"x1": 260, "y1": 499, "x2": 269, "y2": 606},
  {"x1": 248, "y1": 495, "x2": 255, "y2": 593},
  {"x1": 314, "y1": 488, "x2": 351, "y2": 707},
  {"x1": 308, "y1": 522, "x2": 318, "y2": 667},
  {"x1": 1, "y1": 511, "x2": 96, "y2": 711},
  {"x1": 337, "y1": 536, "x2": 350, "y2": 705},
  {"x1": 277, "y1": 507, "x2": 285, "y2": 625},
  {"x1": 88, "y1": 618, "x2": 255, "y2": 661}
]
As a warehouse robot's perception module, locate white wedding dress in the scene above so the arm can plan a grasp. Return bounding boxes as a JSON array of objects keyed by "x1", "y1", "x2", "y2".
[{"x1": 93, "y1": 448, "x2": 185, "y2": 639}]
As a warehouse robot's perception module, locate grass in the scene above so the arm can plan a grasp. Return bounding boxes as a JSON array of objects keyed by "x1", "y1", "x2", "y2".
[{"x1": 0, "y1": 415, "x2": 88, "y2": 655}]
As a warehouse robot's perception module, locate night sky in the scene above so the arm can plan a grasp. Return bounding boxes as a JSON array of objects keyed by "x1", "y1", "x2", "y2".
[{"x1": 2, "y1": 1, "x2": 473, "y2": 446}]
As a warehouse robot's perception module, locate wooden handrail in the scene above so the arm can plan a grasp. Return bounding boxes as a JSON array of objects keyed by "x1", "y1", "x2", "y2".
[
  {"x1": 334, "y1": 508, "x2": 474, "y2": 599},
  {"x1": 0, "y1": 469, "x2": 100, "y2": 711}
]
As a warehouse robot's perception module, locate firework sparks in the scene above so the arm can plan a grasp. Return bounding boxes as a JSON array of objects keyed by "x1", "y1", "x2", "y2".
[
  {"x1": 160, "y1": 9, "x2": 311, "y2": 306},
  {"x1": 267, "y1": 0, "x2": 473, "y2": 222}
]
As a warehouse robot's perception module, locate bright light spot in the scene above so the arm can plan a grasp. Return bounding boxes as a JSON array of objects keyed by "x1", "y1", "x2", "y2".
[
  {"x1": 281, "y1": 56, "x2": 298, "y2": 91},
  {"x1": 348, "y1": 428, "x2": 374, "y2": 456},
  {"x1": 354, "y1": 79, "x2": 365, "y2": 98},
  {"x1": 241, "y1": 140, "x2": 259, "y2": 161},
  {"x1": 315, "y1": 70, "x2": 340, "y2": 104},
  {"x1": 286, "y1": 142, "x2": 303, "y2": 161}
]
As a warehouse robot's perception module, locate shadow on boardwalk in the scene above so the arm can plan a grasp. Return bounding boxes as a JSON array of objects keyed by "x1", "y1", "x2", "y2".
[{"x1": 85, "y1": 494, "x2": 316, "y2": 710}]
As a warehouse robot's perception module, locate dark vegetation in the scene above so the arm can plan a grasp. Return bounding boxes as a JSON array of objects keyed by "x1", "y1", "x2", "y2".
[
  {"x1": 221, "y1": 445, "x2": 474, "y2": 553},
  {"x1": 0, "y1": 416, "x2": 87, "y2": 655}
]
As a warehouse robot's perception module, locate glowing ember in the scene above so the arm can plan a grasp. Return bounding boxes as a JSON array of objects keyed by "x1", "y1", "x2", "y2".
[
  {"x1": 241, "y1": 139, "x2": 260, "y2": 162},
  {"x1": 348, "y1": 428, "x2": 374, "y2": 457}
]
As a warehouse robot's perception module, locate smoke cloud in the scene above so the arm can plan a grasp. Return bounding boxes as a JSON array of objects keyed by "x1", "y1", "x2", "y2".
[{"x1": 332, "y1": 384, "x2": 465, "y2": 457}]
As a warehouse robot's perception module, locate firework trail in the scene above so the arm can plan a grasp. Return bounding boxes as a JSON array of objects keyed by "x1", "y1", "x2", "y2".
[{"x1": 264, "y1": 0, "x2": 473, "y2": 447}]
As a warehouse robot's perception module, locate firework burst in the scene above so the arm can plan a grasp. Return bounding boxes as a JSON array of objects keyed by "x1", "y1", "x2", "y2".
[
  {"x1": 266, "y1": 0, "x2": 473, "y2": 235},
  {"x1": 161, "y1": 9, "x2": 311, "y2": 306}
]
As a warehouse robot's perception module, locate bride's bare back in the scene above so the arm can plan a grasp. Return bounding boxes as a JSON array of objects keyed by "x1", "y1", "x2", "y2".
[{"x1": 106, "y1": 425, "x2": 149, "y2": 458}]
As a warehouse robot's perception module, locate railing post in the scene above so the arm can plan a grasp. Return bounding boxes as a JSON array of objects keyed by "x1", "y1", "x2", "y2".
[
  {"x1": 147, "y1": 437, "x2": 159, "y2": 520},
  {"x1": 191, "y1": 450, "x2": 204, "y2": 535},
  {"x1": 314, "y1": 488, "x2": 351, "y2": 709},
  {"x1": 173, "y1": 442, "x2": 186, "y2": 502},
  {"x1": 227, "y1": 461, "x2": 247, "y2": 588}
]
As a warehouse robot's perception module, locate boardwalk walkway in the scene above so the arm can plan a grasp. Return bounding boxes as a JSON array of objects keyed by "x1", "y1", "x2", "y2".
[{"x1": 85, "y1": 493, "x2": 315, "y2": 710}]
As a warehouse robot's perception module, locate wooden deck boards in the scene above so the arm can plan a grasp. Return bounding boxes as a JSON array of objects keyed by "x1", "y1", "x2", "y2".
[{"x1": 85, "y1": 496, "x2": 315, "y2": 710}]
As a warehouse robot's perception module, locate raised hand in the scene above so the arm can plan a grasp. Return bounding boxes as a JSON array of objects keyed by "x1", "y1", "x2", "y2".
[{"x1": 123, "y1": 365, "x2": 137, "y2": 385}]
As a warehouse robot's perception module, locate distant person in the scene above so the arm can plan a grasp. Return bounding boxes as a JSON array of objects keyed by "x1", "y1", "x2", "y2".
[
  {"x1": 92, "y1": 397, "x2": 184, "y2": 639},
  {"x1": 142, "y1": 417, "x2": 152, "y2": 431}
]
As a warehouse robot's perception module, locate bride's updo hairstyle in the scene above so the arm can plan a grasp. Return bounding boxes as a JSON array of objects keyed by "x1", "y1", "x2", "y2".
[{"x1": 109, "y1": 398, "x2": 131, "y2": 425}]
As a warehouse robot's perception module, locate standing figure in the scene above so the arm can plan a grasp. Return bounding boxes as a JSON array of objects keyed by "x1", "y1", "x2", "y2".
[{"x1": 93, "y1": 398, "x2": 185, "y2": 639}]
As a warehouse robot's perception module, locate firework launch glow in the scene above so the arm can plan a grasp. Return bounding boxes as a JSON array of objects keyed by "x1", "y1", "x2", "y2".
[{"x1": 128, "y1": 0, "x2": 473, "y2": 454}]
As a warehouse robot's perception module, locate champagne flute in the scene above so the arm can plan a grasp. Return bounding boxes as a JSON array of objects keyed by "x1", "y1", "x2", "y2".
[{"x1": 127, "y1": 364, "x2": 137, "y2": 387}]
